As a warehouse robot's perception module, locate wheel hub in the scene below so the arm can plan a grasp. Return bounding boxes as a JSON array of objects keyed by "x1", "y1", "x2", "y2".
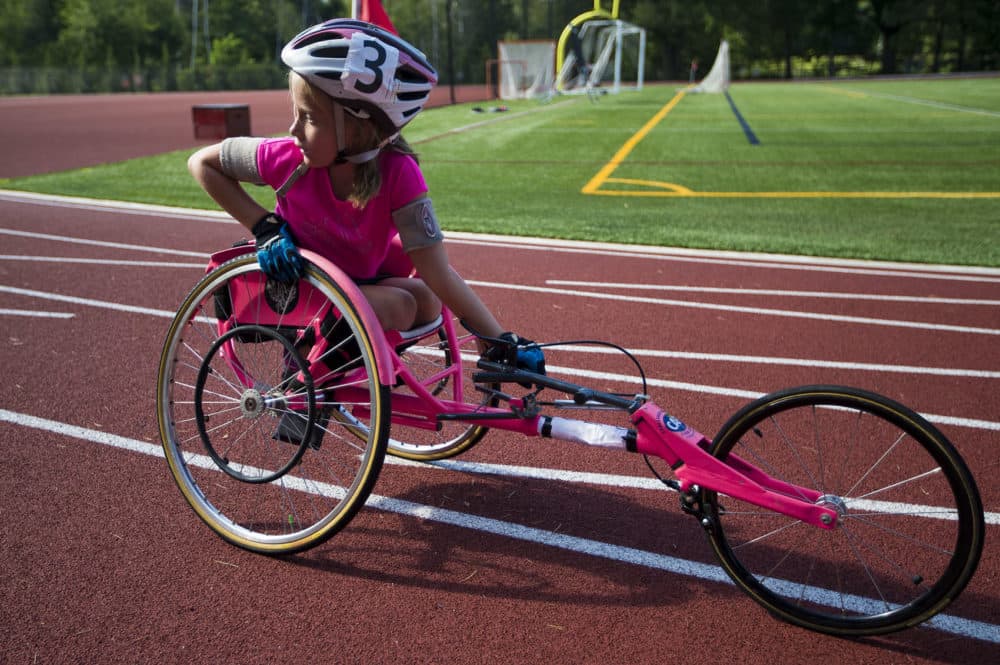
[
  {"x1": 240, "y1": 388, "x2": 267, "y2": 419},
  {"x1": 816, "y1": 494, "x2": 848, "y2": 523}
]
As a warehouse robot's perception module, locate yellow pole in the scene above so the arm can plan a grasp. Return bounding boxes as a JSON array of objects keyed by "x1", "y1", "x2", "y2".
[{"x1": 555, "y1": 8, "x2": 614, "y2": 89}]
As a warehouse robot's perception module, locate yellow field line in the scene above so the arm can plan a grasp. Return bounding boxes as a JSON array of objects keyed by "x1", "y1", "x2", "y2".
[
  {"x1": 581, "y1": 89, "x2": 687, "y2": 195},
  {"x1": 581, "y1": 91, "x2": 999, "y2": 199},
  {"x1": 596, "y1": 180, "x2": 1000, "y2": 198}
]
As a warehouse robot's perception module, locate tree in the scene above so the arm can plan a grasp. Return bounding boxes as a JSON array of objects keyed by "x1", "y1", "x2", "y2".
[{"x1": 861, "y1": 0, "x2": 932, "y2": 74}]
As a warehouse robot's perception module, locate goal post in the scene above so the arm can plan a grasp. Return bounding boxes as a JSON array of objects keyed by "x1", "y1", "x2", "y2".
[
  {"x1": 690, "y1": 40, "x2": 731, "y2": 93},
  {"x1": 495, "y1": 40, "x2": 556, "y2": 100}
]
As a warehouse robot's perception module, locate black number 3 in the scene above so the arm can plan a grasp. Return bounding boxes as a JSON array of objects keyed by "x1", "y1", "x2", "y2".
[{"x1": 354, "y1": 39, "x2": 387, "y2": 94}]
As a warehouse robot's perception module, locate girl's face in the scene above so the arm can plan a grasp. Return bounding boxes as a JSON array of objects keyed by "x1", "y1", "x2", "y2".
[{"x1": 288, "y1": 74, "x2": 340, "y2": 168}]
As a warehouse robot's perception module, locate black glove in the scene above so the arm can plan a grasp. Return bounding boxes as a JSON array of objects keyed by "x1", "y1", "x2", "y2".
[{"x1": 252, "y1": 213, "x2": 304, "y2": 283}]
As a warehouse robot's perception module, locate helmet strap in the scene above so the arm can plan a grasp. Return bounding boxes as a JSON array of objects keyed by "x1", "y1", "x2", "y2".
[{"x1": 332, "y1": 100, "x2": 399, "y2": 165}]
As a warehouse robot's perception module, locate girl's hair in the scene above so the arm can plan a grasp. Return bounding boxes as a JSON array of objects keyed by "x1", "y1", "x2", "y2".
[
  {"x1": 291, "y1": 71, "x2": 418, "y2": 209},
  {"x1": 347, "y1": 116, "x2": 418, "y2": 208}
]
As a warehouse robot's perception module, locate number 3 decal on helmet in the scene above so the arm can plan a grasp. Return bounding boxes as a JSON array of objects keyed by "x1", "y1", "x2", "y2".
[{"x1": 344, "y1": 34, "x2": 397, "y2": 98}]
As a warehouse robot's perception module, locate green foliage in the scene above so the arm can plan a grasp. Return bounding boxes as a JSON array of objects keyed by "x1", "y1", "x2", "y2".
[
  {"x1": 210, "y1": 33, "x2": 252, "y2": 66},
  {"x1": 1, "y1": 1, "x2": 997, "y2": 95}
]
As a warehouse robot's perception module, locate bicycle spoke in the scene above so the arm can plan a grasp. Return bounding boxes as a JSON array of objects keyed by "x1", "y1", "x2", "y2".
[
  {"x1": 703, "y1": 386, "x2": 983, "y2": 636},
  {"x1": 158, "y1": 256, "x2": 389, "y2": 553}
]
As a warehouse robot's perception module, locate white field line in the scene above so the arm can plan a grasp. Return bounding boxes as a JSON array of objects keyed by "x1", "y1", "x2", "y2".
[
  {"x1": 1, "y1": 407, "x2": 998, "y2": 644},
  {"x1": 448, "y1": 236, "x2": 1000, "y2": 284},
  {"x1": 838, "y1": 87, "x2": 1000, "y2": 119},
  {"x1": 412, "y1": 98, "x2": 578, "y2": 143}
]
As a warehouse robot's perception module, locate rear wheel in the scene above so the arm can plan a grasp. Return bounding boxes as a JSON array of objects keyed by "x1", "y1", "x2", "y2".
[
  {"x1": 702, "y1": 385, "x2": 984, "y2": 636},
  {"x1": 157, "y1": 256, "x2": 390, "y2": 554}
]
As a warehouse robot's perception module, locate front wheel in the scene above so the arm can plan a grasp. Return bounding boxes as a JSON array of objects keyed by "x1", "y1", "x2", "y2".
[{"x1": 701, "y1": 385, "x2": 984, "y2": 636}]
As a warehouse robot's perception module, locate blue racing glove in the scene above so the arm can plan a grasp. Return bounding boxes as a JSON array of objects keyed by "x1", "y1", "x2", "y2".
[
  {"x1": 252, "y1": 213, "x2": 305, "y2": 283},
  {"x1": 484, "y1": 332, "x2": 546, "y2": 382}
]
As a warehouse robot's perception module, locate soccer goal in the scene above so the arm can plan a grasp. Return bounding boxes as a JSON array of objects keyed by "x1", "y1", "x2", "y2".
[
  {"x1": 494, "y1": 40, "x2": 557, "y2": 100},
  {"x1": 555, "y1": 18, "x2": 645, "y2": 94},
  {"x1": 691, "y1": 40, "x2": 731, "y2": 93}
]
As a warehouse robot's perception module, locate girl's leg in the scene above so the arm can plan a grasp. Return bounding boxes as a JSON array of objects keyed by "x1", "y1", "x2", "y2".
[{"x1": 360, "y1": 278, "x2": 442, "y2": 331}]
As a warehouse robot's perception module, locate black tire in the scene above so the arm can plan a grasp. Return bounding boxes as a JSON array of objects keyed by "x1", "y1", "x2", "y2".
[
  {"x1": 157, "y1": 255, "x2": 390, "y2": 554},
  {"x1": 701, "y1": 385, "x2": 984, "y2": 636}
]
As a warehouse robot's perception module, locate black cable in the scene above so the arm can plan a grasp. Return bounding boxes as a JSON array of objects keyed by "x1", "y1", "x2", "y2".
[{"x1": 534, "y1": 339, "x2": 647, "y2": 396}]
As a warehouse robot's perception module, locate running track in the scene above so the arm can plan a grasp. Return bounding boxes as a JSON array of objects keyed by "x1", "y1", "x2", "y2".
[{"x1": 1, "y1": 93, "x2": 998, "y2": 663}]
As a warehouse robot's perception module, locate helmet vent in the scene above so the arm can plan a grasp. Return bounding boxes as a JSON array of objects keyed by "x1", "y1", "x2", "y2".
[
  {"x1": 397, "y1": 90, "x2": 427, "y2": 102},
  {"x1": 296, "y1": 31, "x2": 342, "y2": 49},
  {"x1": 314, "y1": 46, "x2": 349, "y2": 59},
  {"x1": 396, "y1": 67, "x2": 428, "y2": 84}
]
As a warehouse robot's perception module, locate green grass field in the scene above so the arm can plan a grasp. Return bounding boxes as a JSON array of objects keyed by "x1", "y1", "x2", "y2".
[{"x1": 3, "y1": 77, "x2": 999, "y2": 266}]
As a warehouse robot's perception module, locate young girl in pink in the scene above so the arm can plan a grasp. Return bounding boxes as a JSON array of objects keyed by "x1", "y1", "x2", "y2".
[
  {"x1": 188, "y1": 19, "x2": 543, "y2": 400},
  {"x1": 189, "y1": 20, "x2": 544, "y2": 445}
]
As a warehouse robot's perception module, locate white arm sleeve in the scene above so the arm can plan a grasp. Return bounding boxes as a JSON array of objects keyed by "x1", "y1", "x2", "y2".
[{"x1": 219, "y1": 137, "x2": 266, "y2": 185}]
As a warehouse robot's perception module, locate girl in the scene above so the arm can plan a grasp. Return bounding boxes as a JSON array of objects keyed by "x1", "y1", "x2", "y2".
[{"x1": 188, "y1": 19, "x2": 543, "y2": 387}]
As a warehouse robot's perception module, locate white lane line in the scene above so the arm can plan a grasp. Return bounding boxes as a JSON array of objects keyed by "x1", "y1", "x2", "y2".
[
  {"x1": 0, "y1": 308, "x2": 74, "y2": 319},
  {"x1": 0, "y1": 228, "x2": 207, "y2": 257},
  {"x1": 546, "y1": 345, "x2": 1000, "y2": 379},
  {"x1": 469, "y1": 280, "x2": 1000, "y2": 336},
  {"x1": 1, "y1": 408, "x2": 997, "y2": 644},
  {"x1": 0, "y1": 190, "x2": 233, "y2": 222},
  {"x1": 2, "y1": 284, "x2": 997, "y2": 431},
  {"x1": 542, "y1": 362, "x2": 1000, "y2": 432},
  {"x1": 546, "y1": 280, "x2": 1000, "y2": 307},
  {"x1": 0, "y1": 254, "x2": 205, "y2": 269},
  {"x1": 447, "y1": 236, "x2": 1000, "y2": 283},
  {"x1": 0, "y1": 285, "x2": 179, "y2": 318}
]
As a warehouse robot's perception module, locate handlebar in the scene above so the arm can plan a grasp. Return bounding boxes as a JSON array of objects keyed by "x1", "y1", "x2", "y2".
[{"x1": 474, "y1": 360, "x2": 642, "y2": 412}]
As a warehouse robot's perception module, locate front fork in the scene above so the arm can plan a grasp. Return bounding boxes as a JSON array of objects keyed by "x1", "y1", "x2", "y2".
[{"x1": 630, "y1": 403, "x2": 839, "y2": 531}]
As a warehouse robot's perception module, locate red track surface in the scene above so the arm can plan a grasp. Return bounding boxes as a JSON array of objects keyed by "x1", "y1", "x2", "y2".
[
  {"x1": 1, "y1": 93, "x2": 998, "y2": 663},
  {"x1": 0, "y1": 85, "x2": 490, "y2": 178}
]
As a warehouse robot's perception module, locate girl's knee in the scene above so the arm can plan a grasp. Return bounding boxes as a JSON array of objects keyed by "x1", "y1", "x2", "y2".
[
  {"x1": 370, "y1": 286, "x2": 416, "y2": 331},
  {"x1": 411, "y1": 281, "x2": 442, "y2": 324}
]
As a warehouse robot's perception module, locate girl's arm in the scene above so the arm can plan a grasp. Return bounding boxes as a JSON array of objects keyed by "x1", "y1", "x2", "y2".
[
  {"x1": 187, "y1": 143, "x2": 268, "y2": 232},
  {"x1": 407, "y1": 242, "x2": 504, "y2": 344}
]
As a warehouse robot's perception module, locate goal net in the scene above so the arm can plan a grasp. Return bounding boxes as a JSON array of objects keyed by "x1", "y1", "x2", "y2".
[
  {"x1": 496, "y1": 40, "x2": 556, "y2": 100},
  {"x1": 691, "y1": 40, "x2": 730, "y2": 93},
  {"x1": 555, "y1": 19, "x2": 646, "y2": 94}
]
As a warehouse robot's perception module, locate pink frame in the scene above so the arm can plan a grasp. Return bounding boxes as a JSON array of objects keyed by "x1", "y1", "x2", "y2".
[{"x1": 213, "y1": 247, "x2": 840, "y2": 531}]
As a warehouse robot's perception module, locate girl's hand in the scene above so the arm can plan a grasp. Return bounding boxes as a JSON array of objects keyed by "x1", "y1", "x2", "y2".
[{"x1": 252, "y1": 213, "x2": 305, "y2": 283}]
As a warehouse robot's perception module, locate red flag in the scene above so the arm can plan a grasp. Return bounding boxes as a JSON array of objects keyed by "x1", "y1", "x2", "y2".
[{"x1": 361, "y1": 0, "x2": 398, "y2": 35}]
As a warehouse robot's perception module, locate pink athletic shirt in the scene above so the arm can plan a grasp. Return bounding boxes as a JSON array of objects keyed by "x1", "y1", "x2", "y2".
[{"x1": 256, "y1": 138, "x2": 428, "y2": 280}]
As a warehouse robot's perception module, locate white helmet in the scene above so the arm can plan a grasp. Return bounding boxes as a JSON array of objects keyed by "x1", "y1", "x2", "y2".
[{"x1": 281, "y1": 19, "x2": 438, "y2": 135}]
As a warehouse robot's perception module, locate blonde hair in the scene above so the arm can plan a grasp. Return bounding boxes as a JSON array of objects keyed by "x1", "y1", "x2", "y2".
[
  {"x1": 290, "y1": 71, "x2": 419, "y2": 209},
  {"x1": 349, "y1": 122, "x2": 418, "y2": 208}
]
